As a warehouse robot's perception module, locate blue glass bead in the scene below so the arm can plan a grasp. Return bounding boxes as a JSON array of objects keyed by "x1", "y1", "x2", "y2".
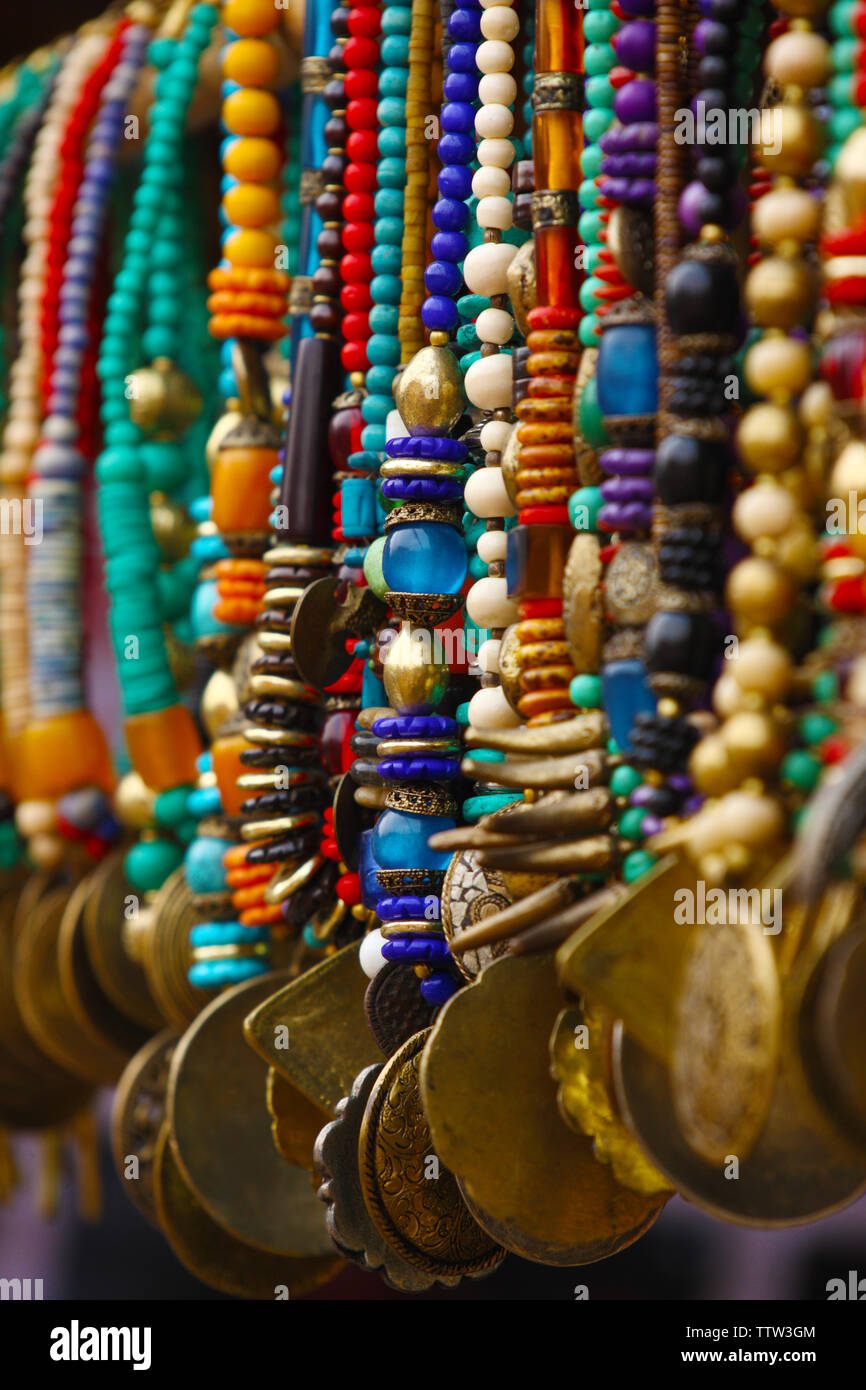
[
  {"x1": 380, "y1": 476, "x2": 464, "y2": 502},
  {"x1": 386, "y1": 435, "x2": 466, "y2": 460},
  {"x1": 372, "y1": 713, "x2": 458, "y2": 738},
  {"x1": 602, "y1": 660, "x2": 657, "y2": 753},
  {"x1": 596, "y1": 324, "x2": 658, "y2": 416},
  {"x1": 449, "y1": 42, "x2": 480, "y2": 72},
  {"x1": 189, "y1": 958, "x2": 268, "y2": 990},
  {"x1": 448, "y1": 8, "x2": 482, "y2": 40},
  {"x1": 372, "y1": 809, "x2": 455, "y2": 871},
  {"x1": 441, "y1": 101, "x2": 475, "y2": 134},
  {"x1": 431, "y1": 229, "x2": 468, "y2": 263},
  {"x1": 422, "y1": 296, "x2": 459, "y2": 332},
  {"x1": 432, "y1": 197, "x2": 469, "y2": 232},
  {"x1": 438, "y1": 163, "x2": 472, "y2": 201},
  {"x1": 421, "y1": 972, "x2": 459, "y2": 1005},
  {"x1": 438, "y1": 131, "x2": 474, "y2": 165},
  {"x1": 424, "y1": 260, "x2": 462, "y2": 297},
  {"x1": 382, "y1": 935, "x2": 451, "y2": 964},
  {"x1": 358, "y1": 828, "x2": 383, "y2": 908},
  {"x1": 443, "y1": 71, "x2": 479, "y2": 103},
  {"x1": 190, "y1": 922, "x2": 269, "y2": 949},
  {"x1": 377, "y1": 896, "x2": 431, "y2": 921},
  {"x1": 382, "y1": 521, "x2": 467, "y2": 593},
  {"x1": 341, "y1": 477, "x2": 378, "y2": 538}
]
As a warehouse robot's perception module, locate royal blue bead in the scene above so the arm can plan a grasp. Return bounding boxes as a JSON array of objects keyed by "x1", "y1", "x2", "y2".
[
  {"x1": 441, "y1": 101, "x2": 475, "y2": 134},
  {"x1": 382, "y1": 935, "x2": 451, "y2": 964},
  {"x1": 602, "y1": 659, "x2": 657, "y2": 752},
  {"x1": 421, "y1": 971, "x2": 459, "y2": 1005},
  {"x1": 382, "y1": 521, "x2": 467, "y2": 593},
  {"x1": 448, "y1": 8, "x2": 482, "y2": 40},
  {"x1": 432, "y1": 197, "x2": 469, "y2": 232},
  {"x1": 377, "y1": 896, "x2": 431, "y2": 921},
  {"x1": 380, "y1": 476, "x2": 464, "y2": 502},
  {"x1": 438, "y1": 163, "x2": 473, "y2": 201},
  {"x1": 443, "y1": 71, "x2": 479, "y2": 103},
  {"x1": 379, "y1": 757, "x2": 461, "y2": 780},
  {"x1": 386, "y1": 435, "x2": 467, "y2": 460},
  {"x1": 431, "y1": 229, "x2": 469, "y2": 264},
  {"x1": 424, "y1": 260, "x2": 462, "y2": 297},
  {"x1": 422, "y1": 295, "x2": 459, "y2": 332},
  {"x1": 372, "y1": 714, "x2": 458, "y2": 737},
  {"x1": 449, "y1": 42, "x2": 481, "y2": 72},
  {"x1": 437, "y1": 131, "x2": 475, "y2": 166}
]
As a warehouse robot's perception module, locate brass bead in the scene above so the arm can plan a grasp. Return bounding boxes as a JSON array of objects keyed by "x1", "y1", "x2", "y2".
[
  {"x1": 114, "y1": 772, "x2": 157, "y2": 828},
  {"x1": 504, "y1": 237, "x2": 537, "y2": 337},
  {"x1": 737, "y1": 403, "x2": 802, "y2": 474},
  {"x1": 382, "y1": 621, "x2": 449, "y2": 713},
  {"x1": 201, "y1": 669, "x2": 239, "y2": 740},
  {"x1": 720, "y1": 711, "x2": 785, "y2": 776},
  {"x1": 836, "y1": 127, "x2": 866, "y2": 222},
  {"x1": 725, "y1": 556, "x2": 794, "y2": 626},
  {"x1": 393, "y1": 345, "x2": 466, "y2": 436},
  {"x1": 150, "y1": 496, "x2": 194, "y2": 559},
  {"x1": 689, "y1": 735, "x2": 738, "y2": 796},
  {"x1": 773, "y1": 520, "x2": 818, "y2": 582},
  {"x1": 743, "y1": 256, "x2": 814, "y2": 329},
  {"x1": 743, "y1": 334, "x2": 812, "y2": 400},
  {"x1": 127, "y1": 358, "x2": 203, "y2": 439},
  {"x1": 756, "y1": 103, "x2": 823, "y2": 178}
]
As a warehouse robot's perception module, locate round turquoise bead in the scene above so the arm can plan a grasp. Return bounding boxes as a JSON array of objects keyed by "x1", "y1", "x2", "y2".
[{"x1": 570, "y1": 673, "x2": 603, "y2": 708}]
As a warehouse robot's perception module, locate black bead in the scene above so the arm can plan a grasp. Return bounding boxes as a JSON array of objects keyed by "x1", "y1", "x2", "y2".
[
  {"x1": 644, "y1": 610, "x2": 719, "y2": 679},
  {"x1": 698, "y1": 55, "x2": 731, "y2": 88},
  {"x1": 654, "y1": 433, "x2": 729, "y2": 506},
  {"x1": 702, "y1": 20, "x2": 736, "y2": 54},
  {"x1": 666, "y1": 255, "x2": 739, "y2": 335}
]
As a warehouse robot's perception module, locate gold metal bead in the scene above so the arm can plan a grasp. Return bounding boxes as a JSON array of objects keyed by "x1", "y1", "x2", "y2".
[
  {"x1": 720, "y1": 711, "x2": 785, "y2": 776},
  {"x1": 725, "y1": 557, "x2": 794, "y2": 626},
  {"x1": 755, "y1": 103, "x2": 823, "y2": 178},
  {"x1": 393, "y1": 345, "x2": 466, "y2": 436},
  {"x1": 737, "y1": 402, "x2": 802, "y2": 474},
  {"x1": 382, "y1": 621, "x2": 449, "y2": 714},
  {"x1": 743, "y1": 334, "x2": 812, "y2": 400},
  {"x1": 689, "y1": 736, "x2": 739, "y2": 796},
  {"x1": 114, "y1": 772, "x2": 157, "y2": 828},
  {"x1": 201, "y1": 669, "x2": 239, "y2": 740},
  {"x1": 127, "y1": 357, "x2": 203, "y2": 438},
  {"x1": 836, "y1": 127, "x2": 866, "y2": 221},
  {"x1": 744, "y1": 256, "x2": 814, "y2": 330},
  {"x1": 150, "y1": 496, "x2": 194, "y2": 559},
  {"x1": 504, "y1": 237, "x2": 537, "y2": 337}
]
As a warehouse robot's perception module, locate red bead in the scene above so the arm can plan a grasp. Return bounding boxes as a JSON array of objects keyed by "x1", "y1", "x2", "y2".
[
  {"x1": 344, "y1": 160, "x2": 377, "y2": 193},
  {"x1": 347, "y1": 7, "x2": 381, "y2": 37},
  {"x1": 518, "y1": 506, "x2": 569, "y2": 526},
  {"x1": 341, "y1": 311, "x2": 370, "y2": 341},
  {"x1": 342, "y1": 220, "x2": 374, "y2": 253},
  {"x1": 342, "y1": 36, "x2": 379, "y2": 68},
  {"x1": 346, "y1": 97, "x2": 379, "y2": 131},
  {"x1": 344, "y1": 68, "x2": 379, "y2": 100},
  {"x1": 608, "y1": 65, "x2": 633, "y2": 88},
  {"x1": 828, "y1": 576, "x2": 866, "y2": 613},
  {"x1": 527, "y1": 306, "x2": 582, "y2": 331},
  {"x1": 341, "y1": 339, "x2": 369, "y2": 372},
  {"x1": 821, "y1": 735, "x2": 850, "y2": 765},
  {"x1": 341, "y1": 281, "x2": 373, "y2": 312},
  {"x1": 343, "y1": 191, "x2": 375, "y2": 222},
  {"x1": 340, "y1": 251, "x2": 372, "y2": 283},
  {"x1": 337, "y1": 872, "x2": 362, "y2": 905},
  {"x1": 519, "y1": 598, "x2": 563, "y2": 619},
  {"x1": 346, "y1": 129, "x2": 379, "y2": 163}
]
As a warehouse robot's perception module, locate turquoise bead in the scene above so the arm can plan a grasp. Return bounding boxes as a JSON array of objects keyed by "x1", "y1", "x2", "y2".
[
  {"x1": 376, "y1": 216, "x2": 404, "y2": 245},
  {"x1": 380, "y1": 67, "x2": 408, "y2": 96},
  {"x1": 585, "y1": 76, "x2": 614, "y2": 109},
  {"x1": 382, "y1": 7, "x2": 411, "y2": 32},
  {"x1": 368, "y1": 334, "x2": 401, "y2": 366},
  {"x1": 377, "y1": 97, "x2": 406, "y2": 127},
  {"x1": 377, "y1": 157, "x2": 407, "y2": 187},
  {"x1": 584, "y1": 10, "x2": 618, "y2": 40},
  {"x1": 371, "y1": 274, "x2": 402, "y2": 304},
  {"x1": 610, "y1": 765, "x2": 642, "y2": 797},
  {"x1": 369, "y1": 305, "x2": 399, "y2": 334},
  {"x1": 372, "y1": 809, "x2": 454, "y2": 871},
  {"x1": 463, "y1": 793, "x2": 523, "y2": 822},
  {"x1": 596, "y1": 323, "x2": 658, "y2": 416},
  {"x1": 578, "y1": 210, "x2": 603, "y2": 243},
  {"x1": 581, "y1": 143, "x2": 604, "y2": 179},
  {"x1": 585, "y1": 43, "x2": 615, "y2": 75},
  {"x1": 569, "y1": 486, "x2": 602, "y2": 532},
  {"x1": 570, "y1": 673, "x2": 603, "y2": 708},
  {"x1": 125, "y1": 837, "x2": 184, "y2": 893},
  {"x1": 154, "y1": 785, "x2": 193, "y2": 828},
  {"x1": 623, "y1": 850, "x2": 657, "y2": 883},
  {"x1": 371, "y1": 244, "x2": 403, "y2": 274},
  {"x1": 366, "y1": 363, "x2": 397, "y2": 393},
  {"x1": 583, "y1": 108, "x2": 613, "y2": 143}
]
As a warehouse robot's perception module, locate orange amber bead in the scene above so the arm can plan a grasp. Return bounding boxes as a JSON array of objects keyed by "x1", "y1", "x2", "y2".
[
  {"x1": 223, "y1": 38, "x2": 281, "y2": 87},
  {"x1": 14, "y1": 710, "x2": 113, "y2": 799},
  {"x1": 211, "y1": 733, "x2": 249, "y2": 817},
  {"x1": 223, "y1": 183, "x2": 281, "y2": 228},
  {"x1": 222, "y1": 89, "x2": 281, "y2": 138},
  {"x1": 223, "y1": 0, "x2": 281, "y2": 37},
  {"x1": 223, "y1": 228, "x2": 278, "y2": 269},
  {"x1": 224, "y1": 136, "x2": 282, "y2": 183},
  {"x1": 125, "y1": 704, "x2": 202, "y2": 792},
  {"x1": 210, "y1": 445, "x2": 278, "y2": 533}
]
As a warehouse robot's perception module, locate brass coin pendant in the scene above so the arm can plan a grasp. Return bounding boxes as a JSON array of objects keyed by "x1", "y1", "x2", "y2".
[
  {"x1": 141, "y1": 868, "x2": 210, "y2": 1030},
  {"x1": 420, "y1": 953, "x2": 666, "y2": 1265},
  {"x1": 154, "y1": 1124, "x2": 344, "y2": 1299},
  {"x1": 82, "y1": 851, "x2": 163, "y2": 1031},
  {"x1": 267, "y1": 1067, "x2": 329, "y2": 1171},
  {"x1": 358, "y1": 1029, "x2": 505, "y2": 1280},
  {"x1": 111, "y1": 1030, "x2": 178, "y2": 1225},
  {"x1": 671, "y1": 918, "x2": 781, "y2": 1165},
  {"x1": 167, "y1": 970, "x2": 333, "y2": 1257},
  {"x1": 441, "y1": 850, "x2": 512, "y2": 981},
  {"x1": 58, "y1": 876, "x2": 152, "y2": 1064}
]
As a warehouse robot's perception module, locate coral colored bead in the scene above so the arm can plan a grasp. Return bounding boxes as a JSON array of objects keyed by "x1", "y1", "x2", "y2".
[
  {"x1": 223, "y1": 38, "x2": 281, "y2": 86},
  {"x1": 527, "y1": 306, "x2": 583, "y2": 330},
  {"x1": 15, "y1": 711, "x2": 113, "y2": 800},
  {"x1": 223, "y1": 182, "x2": 281, "y2": 228},
  {"x1": 224, "y1": 228, "x2": 277, "y2": 267},
  {"x1": 222, "y1": 88, "x2": 281, "y2": 137},
  {"x1": 519, "y1": 506, "x2": 570, "y2": 525},
  {"x1": 125, "y1": 705, "x2": 202, "y2": 793},
  {"x1": 223, "y1": 0, "x2": 281, "y2": 36},
  {"x1": 224, "y1": 136, "x2": 282, "y2": 182},
  {"x1": 519, "y1": 598, "x2": 563, "y2": 619}
]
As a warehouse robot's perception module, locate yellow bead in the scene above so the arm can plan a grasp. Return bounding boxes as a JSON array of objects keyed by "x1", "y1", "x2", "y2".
[
  {"x1": 737, "y1": 402, "x2": 801, "y2": 473},
  {"x1": 223, "y1": 182, "x2": 280, "y2": 228},
  {"x1": 743, "y1": 256, "x2": 814, "y2": 329},
  {"x1": 224, "y1": 136, "x2": 282, "y2": 183},
  {"x1": 744, "y1": 334, "x2": 812, "y2": 399},
  {"x1": 756, "y1": 104, "x2": 823, "y2": 178},
  {"x1": 223, "y1": 0, "x2": 281, "y2": 37},
  {"x1": 224, "y1": 228, "x2": 277, "y2": 268},
  {"x1": 223, "y1": 38, "x2": 280, "y2": 87},
  {"x1": 720, "y1": 711, "x2": 784, "y2": 776},
  {"x1": 725, "y1": 556, "x2": 794, "y2": 626},
  {"x1": 222, "y1": 88, "x2": 281, "y2": 138}
]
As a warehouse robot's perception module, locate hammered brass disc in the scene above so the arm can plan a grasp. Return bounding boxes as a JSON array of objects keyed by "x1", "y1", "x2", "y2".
[
  {"x1": 167, "y1": 971, "x2": 334, "y2": 1257},
  {"x1": 671, "y1": 919, "x2": 781, "y2": 1165},
  {"x1": 267, "y1": 1067, "x2": 329, "y2": 1171},
  {"x1": 420, "y1": 953, "x2": 666, "y2": 1264},
  {"x1": 613, "y1": 1023, "x2": 866, "y2": 1226},
  {"x1": 563, "y1": 532, "x2": 603, "y2": 673},
  {"x1": 111, "y1": 1030, "x2": 178, "y2": 1226},
  {"x1": 358, "y1": 1029, "x2": 505, "y2": 1279},
  {"x1": 153, "y1": 1124, "x2": 344, "y2": 1299},
  {"x1": 58, "y1": 876, "x2": 151, "y2": 1062},
  {"x1": 141, "y1": 868, "x2": 210, "y2": 1030},
  {"x1": 82, "y1": 852, "x2": 163, "y2": 1031},
  {"x1": 13, "y1": 886, "x2": 129, "y2": 1086},
  {"x1": 441, "y1": 850, "x2": 512, "y2": 981}
]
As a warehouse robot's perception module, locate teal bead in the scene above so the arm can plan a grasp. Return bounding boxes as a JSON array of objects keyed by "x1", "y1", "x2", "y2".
[
  {"x1": 366, "y1": 363, "x2": 397, "y2": 394},
  {"x1": 154, "y1": 785, "x2": 193, "y2": 828},
  {"x1": 799, "y1": 712, "x2": 837, "y2": 745},
  {"x1": 456, "y1": 322, "x2": 479, "y2": 348},
  {"x1": 361, "y1": 394, "x2": 391, "y2": 424},
  {"x1": 829, "y1": 74, "x2": 853, "y2": 107},
  {"x1": 463, "y1": 793, "x2": 523, "y2": 822},
  {"x1": 96, "y1": 447, "x2": 145, "y2": 484},
  {"x1": 368, "y1": 334, "x2": 401, "y2": 366},
  {"x1": 830, "y1": 1, "x2": 856, "y2": 36},
  {"x1": 379, "y1": 61, "x2": 409, "y2": 102},
  {"x1": 377, "y1": 156, "x2": 407, "y2": 187},
  {"x1": 142, "y1": 326, "x2": 176, "y2": 359},
  {"x1": 361, "y1": 424, "x2": 386, "y2": 452},
  {"x1": 371, "y1": 244, "x2": 403, "y2": 274},
  {"x1": 586, "y1": 244, "x2": 604, "y2": 273},
  {"x1": 584, "y1": 10, "x2": 618, "y2": 40},
  {"x1": 585, "y1": 43, "x2": 615, "y2": 76},
  {"x1": 371, "y1": 274, "x2": 402, "y2": 305},
  {"x1": 583, "y1": 107, "x2": 613, "y2": 143},
  {"x1": 585, "y1": 76, "x2": 614, "y2": 109},
  {"x1": 377, "y1": 97, "x2": 406, "y2": 127},
  {"x1": 570, "y1": 673, "x2": 603, "y2": 708},
  {"x1": 464, "y1": 747, "x2": 504, "y2": 763},
  {"x1": 623, "y1": 850, "x2": 657, "y2": 883},
  {"x1": 830, "y1": 108, "x2": 861, "y2": 142},
  {"x1": 579, "y1": 276, "x2": 603, "y2": 312},
  {"x1": 578, "y1": 210, "x2": 603, "y2": 243},
  {"x1": 104, "y1": 421, "x2": 141, "y2": 445},
  {"x1": 811, "y1": 670, "x2": 838, "y2": 702},
  {"x1": 581, "y1": 144, "x2": 604, "y2": 179},
  {"x1": 781, "y1": 749, "x2": 821, "y2": 792},
  {"x1": 457, "y1": 293, "x2": 489, "y2": 319},
  {"x1": 379, "y1": 67, "x2": 408, "y2": 97},
  {"x1": 382, "y1": 7, "x2": 411, "y2": 33},
  {"x1": 125, "y1": 837, "x2": 184, "y2": 894},
  {"x1": 369, "y1": 304, "x2": 399, "y2": 335},
  {"x1": 375, "y1": 184, "x2": 404, "y2": 215},
  {"x1": 610, "y1": 765, "x2": 642, "y2": 797},
  {"x1": 579, "y1": 179, "x2": 600, "y2": 209},
  {"x1": 832, "y1": 38, "x2": 857, "y2": 71},
  {"x1": 618, "y1": 807, "x2": 646, "y2": 840},
  {"x1": 569, "y1": 486, "x2": 603, "y2": 532},
  {"x1": 461, "y1": 349, "x2": 482, "y2": 372},
  {"x1": 469, "y1": 550, "x2": 487, "y2": 579},
  {"x1": 376, "y1": 216, "x2": 404, "y2": 245}
]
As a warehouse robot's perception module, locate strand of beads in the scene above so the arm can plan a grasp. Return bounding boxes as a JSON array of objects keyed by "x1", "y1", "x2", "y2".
[
  {"x1": 0, "y1": 33, "x2": 109, "y2": 770},
  {"x1": 95, "y1": 6, "x2": 221, "y2": 897}
]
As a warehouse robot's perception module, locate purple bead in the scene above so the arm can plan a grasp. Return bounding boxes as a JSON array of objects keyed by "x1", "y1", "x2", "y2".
[
  {"x1": 667, "y1": 772, "x2": 693, "y2": 795},
  {"x1": 623, "y1": 179, "x2": 656, "y2": 207},
  {"x1": 598, "y1": 500, "x2": 653, "y2": 531},
  {"x1": 614, "y1": 21, "x2": 655, "y2": 71},
  {"x1": 601, "y1": 152, "x2": 656, "y2": 178},
  {"x1": 600, "y1": 448, "x2": 655, "y2": 477},
  {"x1": 601, "y1": 121, "x2": 658, "y2": 154},
  {"x1": 613, "y1": 78, "x2": 656, "y2": 125},
  {"x1": 683, "y1": 794, "x2": 705, "y2": 817},
  {"x1": 640, "y1": 814, "x2": 665, "y2": 838},
  {"x1": 600, "y1": 475, "x2": 655, "y2": 503}
]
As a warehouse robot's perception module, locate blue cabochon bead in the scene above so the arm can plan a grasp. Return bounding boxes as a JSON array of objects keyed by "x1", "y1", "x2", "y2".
[
  {"x1": 372, "y1": 809, "x2": 455, "y2": 871},
  {"x1": 596, "y1": 323, "x2": 658, "y2": 417},
  {"x1": 602, "y1": 659, "x2": 657, "y2": 752},
  {"x1": 421, "y1": 971, "x2": 460, "y2": 1005}
]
